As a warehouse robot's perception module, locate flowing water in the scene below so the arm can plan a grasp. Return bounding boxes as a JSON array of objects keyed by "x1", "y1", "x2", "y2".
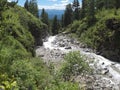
[{"x1": 37, "y1": 35, "x2": 120, "y2": 89}]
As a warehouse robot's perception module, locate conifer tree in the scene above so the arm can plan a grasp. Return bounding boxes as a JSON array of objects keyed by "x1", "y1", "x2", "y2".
[
  {"x1": 87, "y1": 0, "x2": 96, "y2": 25},
  {"x1": 64, "y1": 4, "x2": 73, "y2": 27},
  {"x1": 24, "y1": 0, "x2": 29, "y2": 10},
  {"x1": 81, "y1": 0, "x2": 86, "y2": 19},
  {"x1": 24, "y1": 0, "x2": 39, "y2": 17},
  {"x1": 52, "y1": 15, "x2": 59, "y2": 35},
  {"x1": 115, "y1": 0, "x2": 120, "y2": 9},
  {"x1": 61, "y1": 14, "x2": 64, "y2": 27},
  {"x1": 41, "y1": 8, "x2": 49, "y2": 25},
  {"x1": 72, "y1": 0, "x2": 80, "y2": 20}
]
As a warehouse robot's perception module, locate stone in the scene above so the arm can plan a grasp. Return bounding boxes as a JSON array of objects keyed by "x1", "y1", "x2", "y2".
[
  {"x1": 102, "y1": 62, "x2": 105, "y2": 65},
  {"x1": 102, "y1": 70, "x2": 109, "y2": 75},
  {"x1": 38, "y1": 54, "x2": 44, "y2": 57},
  {"x1": 65, "y1": 46, "x2": 72, "y2": 49},
  {"x1": 59, "y1": 43, "x2": 65, "y2": 47},
  {"x1": 104, "y1": 67, "x2": 108, "y2": 70},
  {"x1": 111, "y1": 63, "x2": 116, "y2": 65},
  {"x1": 109, "y1": 75, "x2": 112, "y2": 78}
]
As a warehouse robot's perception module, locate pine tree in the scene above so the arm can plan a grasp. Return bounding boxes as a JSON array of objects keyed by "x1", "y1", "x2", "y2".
[
  {"x1": 81, "y1": 0, "x2": 86, "y2": 19},
  {"x1": 61, "y1": 14, "x2": 64, "y2": 27},
  {"x1": 115, "y1": 0, "x2": 120, "y2": 9},
  {"x1": 41, "y1": 8, "x2": 49, "y2": 25},
  {"x1": 72, "y1": 0, "x2": 80, "y2": 20},
  {"x1": 73, "y1": 0, "x2": 79, "y2": 8},
  {"x1": 24, "y1": 0, "x2": 29, "y2": 10},
  {"x1": 52, "y1": 15, "x2": 59, "y2": 35},
  {"x1": 87, "y1": 0, "x2": 96, "y2": 26},
  {"x1": 24, "y1": 0, "x2": 39, "y2": 17},
  {"x1": 95, "y1": 0, "x2": 104, "y2": 10},
  {"x1": 64, "y1": 4, "x2": 73, "y2": 27}
]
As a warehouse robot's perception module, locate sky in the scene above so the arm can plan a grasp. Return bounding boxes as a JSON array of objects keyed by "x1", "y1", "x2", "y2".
[{"x1": 8, "y1": 0, "x2": 81, "y2": 10}]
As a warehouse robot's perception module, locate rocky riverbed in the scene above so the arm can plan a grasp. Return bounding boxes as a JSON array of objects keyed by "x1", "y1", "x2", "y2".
[{"x1": 36, "y1": 33, "x2": 120, "y2": 90}]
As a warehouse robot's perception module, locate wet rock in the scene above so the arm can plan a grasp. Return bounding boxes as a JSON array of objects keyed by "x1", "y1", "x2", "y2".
[
  {"x1": 59, "y1": 43, "x2": 65, "y2": 47},
  {"x1": 109, "y1": 75, "x2": 112, "y2": 78},
  {"x1": 102, "y1": 69, "x2": 109, "y2": 75},
  {"x1": 102, "y1": 62, "x2": 105, "y2": 65},
  {"x1": 38, "y1": 54, "x2": 44, "y2": 57},
  {"x1": 111, "y1": 63, "x2": 116, "y2": 65},
  {"x1": 104, "y1": 67, "x2": 108, "y2": 70},
  {"x1": 65, "y1": 46, "x2": 72, "y2": 49}
]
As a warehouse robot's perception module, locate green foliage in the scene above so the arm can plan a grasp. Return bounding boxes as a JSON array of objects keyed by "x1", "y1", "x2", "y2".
[
  {"x1": 0, "y1": 73, "x2": 18, "y2": 90},
  {"x1": 60, "y1": 51, "x2": 90, "y2": 81},
  {"x1": 64, "y1": 4, "x2": 73, "y2": 27},
  {"x1": 66, "y1": 19, "x2": 88, "y2": 37},
  {"x1": 87, "y1": 0, "x2": 96, "y2": 26},
  {"x1": 10, "y1": 58, "x2": 52, "y2": 90},
  {"x1": 72, "y1": 0, "x2": 80, "y2": 20},
  {"x1": 0, "y1": 4, "x2": 50, "y2": 90},
  {"x1": 41, "y1": 8, "x2": 49, "y2": 25},
  {"x1": 0, "y1": 36, "x2": 30, "y2": 73},
  {"x1": 24, "y1": 0, "x2": 39, "y2": 17},
  {"x1": 45, "y1": 81, "x2": 79, "y2": 90},
  {"x1": 52, "y1": 15, "x2": 60, "y2": 35},
  {"x1": 0, "y1": 0, "x2": 7, "y2": 11},
  {"x1": 81, "y1": 0, "x2": 86, "y2": 19},
  {"x1": 12, "y1": 6, "x2": 48, "y2": 46},
  {"x1": 1, "y1": 8, "x2": 34, "y2": 52}
]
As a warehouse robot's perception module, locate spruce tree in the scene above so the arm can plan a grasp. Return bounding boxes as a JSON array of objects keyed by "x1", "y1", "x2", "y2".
[
  {"x1": 72, "y1": 0, "x2": 80, "y2": 20},
  {"x1": 115, "y1": 0, "x2": 120, "y2": 9},
  {"x1": 87, "y1": 0, "x2": 96, "y2": 26},
  {"x1": 41, "y1": 8, "x2": 49, "y2": 25},
  {"x1": 61, "y1": 14, "x2": 64, "y2": 27},
  {"x1": 52, "y1": 15, "x2": 59, "y2": 35},
  {"x1": 73, "y1": 0, "x2": 79, "y2": 8},
  {"x1": 81, "y1": 0, "x2": 86, "y2": 19},
  {"x1": 64, "y1": 4, "x2": 73, "y2": 27},
  {"x1": 24, "y1": 0, "x2": 39, "y2": 17},
  {"x1": 24, "y1": 0, "x2": 29, "y2": 10}
]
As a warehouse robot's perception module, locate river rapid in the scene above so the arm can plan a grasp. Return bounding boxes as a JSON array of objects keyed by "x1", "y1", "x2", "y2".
[{"x1": 36, "y1": 34, "x2": 120, "y2": 90}]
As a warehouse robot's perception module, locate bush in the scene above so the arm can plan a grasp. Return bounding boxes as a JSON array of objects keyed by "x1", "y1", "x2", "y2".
[
  {"x1": 45, "y1": 81, "x2": 79, "y2": 90},
  {"x1": 10, "y1": 58, "x2": 52, "y2": 90},
  {"x1": 60, "y1": 51, "x2": 90, "y2": 81}
]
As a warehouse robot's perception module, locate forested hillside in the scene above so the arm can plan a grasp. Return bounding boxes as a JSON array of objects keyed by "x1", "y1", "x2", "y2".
[
  {"x1": 0, "y1": 0, "x2": 50, "y2": 89},
  {"x1": 63, "y1": 0, "x2": 120, "y2": 62}
]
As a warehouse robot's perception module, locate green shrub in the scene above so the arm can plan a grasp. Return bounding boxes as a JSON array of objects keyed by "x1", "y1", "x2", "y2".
[
  {"x1": 60, "y1": 51, "x2": 90, "y2": 81},
  {"x1": 10, "y1": 58, "x2": 52, "y2": 90},
  {"x1": 45, "y1": 81, "x2": 79, "y2": 90}
]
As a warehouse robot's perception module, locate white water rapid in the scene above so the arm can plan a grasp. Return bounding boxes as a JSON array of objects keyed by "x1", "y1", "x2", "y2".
[{"x1": 37, "y1": 35, "x2": 120, "y2": 89}]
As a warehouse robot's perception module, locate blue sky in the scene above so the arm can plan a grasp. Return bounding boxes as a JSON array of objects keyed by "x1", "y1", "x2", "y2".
[{"x1": 8, "y1": 0, "x2": 81, "y2": 10}]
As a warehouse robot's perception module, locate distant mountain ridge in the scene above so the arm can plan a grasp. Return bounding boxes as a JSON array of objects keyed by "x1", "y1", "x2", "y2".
[{"x1": 39, "y1": 9, "x2": 64, "y2": 20}]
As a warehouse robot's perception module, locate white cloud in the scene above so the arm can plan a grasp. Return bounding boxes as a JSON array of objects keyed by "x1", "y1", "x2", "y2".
[
  {"x1": 38, "y1": 0, "x2": 70, "y2": 10},
  {"x1": 61, "y1": 0, "x2": 69, "y2": 3}
]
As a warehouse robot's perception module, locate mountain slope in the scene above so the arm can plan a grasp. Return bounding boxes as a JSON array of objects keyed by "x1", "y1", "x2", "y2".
[{"x1": 66, "y1": 9, "x2": 120, "y2": 62}]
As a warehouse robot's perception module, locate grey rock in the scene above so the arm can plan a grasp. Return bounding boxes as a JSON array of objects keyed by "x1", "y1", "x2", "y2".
[
  {"x1": 102, "y1": 70, "x2": 109, "y2": 75},
  {"x1": 65, "y1": 46, "x2": 72, "y2": 49}
]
